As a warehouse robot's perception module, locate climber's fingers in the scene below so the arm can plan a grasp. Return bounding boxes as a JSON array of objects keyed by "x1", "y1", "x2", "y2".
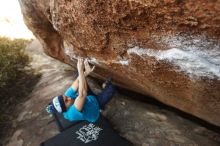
[
  {"x1": 84, "y1": 59, "x2": 95, "y2": 74},
  {"x1": 91, "y1": 65, "x2": 95, "y2": 72},
  {"x1": 77, "y1": 58, "x2": 84, "y2": 72}
]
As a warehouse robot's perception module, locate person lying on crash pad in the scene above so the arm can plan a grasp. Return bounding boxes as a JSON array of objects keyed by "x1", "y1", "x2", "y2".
[{"x1": 46, "y1": 58, "x2": 116, "y2": 122}]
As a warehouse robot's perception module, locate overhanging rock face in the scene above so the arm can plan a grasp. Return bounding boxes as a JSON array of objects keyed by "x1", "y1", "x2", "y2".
[{"x1": 19, "y1": 0, "x2": 220, "y2": 126}]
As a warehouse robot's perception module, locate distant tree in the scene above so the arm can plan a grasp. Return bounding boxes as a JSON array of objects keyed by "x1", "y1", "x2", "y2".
[
  {"x1": 0, "y1": 37, "x2": 29, "y2": 89},
  {"x1": 0, "y1": 37, "x2": 39, "y2": 121}
]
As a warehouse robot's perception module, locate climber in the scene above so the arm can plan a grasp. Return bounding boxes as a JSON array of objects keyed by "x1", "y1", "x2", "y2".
[{"x1": 46, "y1": 58, "x2": 116, "y2": 122}]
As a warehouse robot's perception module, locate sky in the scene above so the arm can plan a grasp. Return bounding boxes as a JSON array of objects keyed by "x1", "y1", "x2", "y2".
[{"x1": 0, "y1": 0, "x2": 34, "y2": 39}]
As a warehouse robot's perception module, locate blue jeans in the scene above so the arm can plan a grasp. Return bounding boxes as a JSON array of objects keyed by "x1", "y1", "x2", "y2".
[
  {"x1": 75, "y1": 72, "x2": 116, "y2": 108},
  {"x1": 87, "y1": 82, "x2": 116, "y2": 109}
]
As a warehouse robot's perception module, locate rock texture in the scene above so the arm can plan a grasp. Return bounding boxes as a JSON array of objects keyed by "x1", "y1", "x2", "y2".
[
  {"x1": 103, "y1": 94, "x2": 220, "y2": 146},
  {"x1": 4, "y1": 40, "x2": 220, "y2": 146},
  {"x1": 18, "y1": 0, "x2": 220, "y2": 126}
]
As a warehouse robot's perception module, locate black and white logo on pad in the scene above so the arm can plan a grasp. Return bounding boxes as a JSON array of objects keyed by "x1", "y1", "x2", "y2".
[{"x1": 75, "y1": 123, "x2": 103, "y2": 143}]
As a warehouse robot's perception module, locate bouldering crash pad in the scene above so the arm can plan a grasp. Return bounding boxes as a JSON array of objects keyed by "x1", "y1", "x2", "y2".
[{"x1": 41, "y1": 114, "x2": 131, "y2": 146}]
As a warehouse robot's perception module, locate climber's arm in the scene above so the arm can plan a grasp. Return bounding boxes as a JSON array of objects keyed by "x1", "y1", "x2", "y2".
[
  {"x1": 74, "y1": 59, "x2": 88, "y2": 112},
  {"x1": 71, "y1": 72, "x2": 88, "y2": 91},
  {"x1": 71, "y1": 78, "x2": 79, "y2": 91},
  {"x1": 71, "y1": 59, "x2": 95, "y2": 91}
]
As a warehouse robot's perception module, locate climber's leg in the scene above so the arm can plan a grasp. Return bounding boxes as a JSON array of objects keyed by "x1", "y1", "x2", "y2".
[{"x1": 96, "y1": 79, "x2": 116, "y2": 108}]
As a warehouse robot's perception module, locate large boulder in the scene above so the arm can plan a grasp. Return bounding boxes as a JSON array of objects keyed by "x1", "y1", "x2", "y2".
[{"x1": 18, "y1": 0, "x2": 220, "y2": 126}]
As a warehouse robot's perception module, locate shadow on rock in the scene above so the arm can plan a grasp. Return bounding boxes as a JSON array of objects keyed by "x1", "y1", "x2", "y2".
[{"x1": 0, "y1": 66, "x2": 41, "y2": 145}]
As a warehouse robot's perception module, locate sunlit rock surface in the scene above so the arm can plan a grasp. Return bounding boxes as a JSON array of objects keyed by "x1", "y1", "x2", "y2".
[{"x1": 19, "y1": 0, "x2": 220, "y2": 126}]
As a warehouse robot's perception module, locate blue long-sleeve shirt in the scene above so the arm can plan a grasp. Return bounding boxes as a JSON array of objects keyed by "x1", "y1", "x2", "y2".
[{"x1": 62, "y1": 87, "x2": 100, "y2": 122}]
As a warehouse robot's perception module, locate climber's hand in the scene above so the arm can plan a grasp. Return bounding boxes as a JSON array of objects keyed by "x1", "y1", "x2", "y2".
[
  {"x1": 77, "y1": 58, "x2": 84, "y2": 74},
  {"x1": 84, "y1": 59, "x2": 95, "y2": 76}
]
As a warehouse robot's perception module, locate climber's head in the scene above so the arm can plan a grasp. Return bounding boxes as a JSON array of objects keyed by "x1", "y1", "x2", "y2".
[{"x1": 46, "y1": 95, "x2": 74, "y2": 114}]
